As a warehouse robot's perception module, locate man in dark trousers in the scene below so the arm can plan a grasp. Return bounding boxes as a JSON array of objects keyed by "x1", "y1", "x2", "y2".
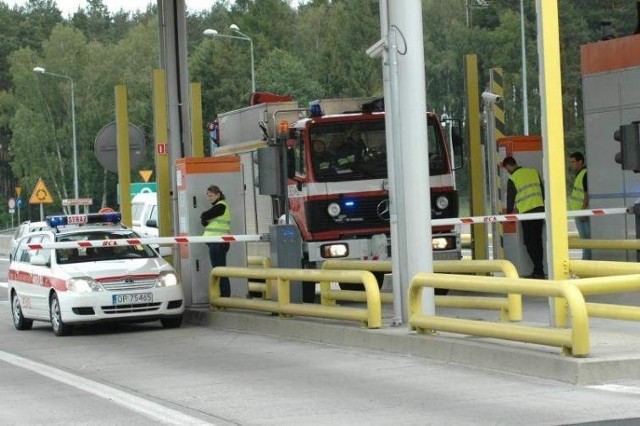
[
  {"x1": 502, "y1": 156, "x2": 546, "y2": 279},
  {"x1": 569, "y1": 152, "x2": 591, "y2": 260}
]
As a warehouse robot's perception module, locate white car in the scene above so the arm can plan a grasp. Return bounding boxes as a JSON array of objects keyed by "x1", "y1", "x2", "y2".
[
  {"x1": 7, "y1": 213, "x2": 185, "y2": 336},
  {"x1": 10, "y1": 220, "x2": 49, "y2": 261}
]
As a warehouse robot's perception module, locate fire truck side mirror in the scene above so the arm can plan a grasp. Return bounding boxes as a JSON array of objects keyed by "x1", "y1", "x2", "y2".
[
  {"x1": 286, "y1": 147, "x2": 296, "y2": 179},
  {"x1": 444, "y1": 118, "x2": 464, "y2": 171},
  {"x1": 614, "y1": 122, "x2": 640, "y2": 172}
]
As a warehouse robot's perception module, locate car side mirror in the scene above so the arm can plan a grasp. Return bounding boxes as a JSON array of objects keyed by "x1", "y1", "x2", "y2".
[{"x1": 146, "y1": 219, "x2": 158, "y2": 228}]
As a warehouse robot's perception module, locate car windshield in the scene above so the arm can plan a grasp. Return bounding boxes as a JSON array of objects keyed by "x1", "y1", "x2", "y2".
[
  {"x1": 55, "y1": 229, "x2": 158, "y2": 264},
  {"x1": 309, "y1": 118, "x2": 448, "y2": 182}
]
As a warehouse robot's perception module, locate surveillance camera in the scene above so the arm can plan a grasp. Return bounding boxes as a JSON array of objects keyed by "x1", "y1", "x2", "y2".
[
  {"x1": 366, "y1": 38, "x2": 387, "y2": 59},
  {"x1": 481, "y1": 92, "x2": 501, "y2": 103}
]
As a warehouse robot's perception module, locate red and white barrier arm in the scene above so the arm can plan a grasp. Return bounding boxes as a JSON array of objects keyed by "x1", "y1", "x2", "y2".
[
  {"x1": 28, "y1": 234, "x2": 265, "y2": 250},
  {"x1": 432, "y1": 207, "x2": 629, "y2": 227}
]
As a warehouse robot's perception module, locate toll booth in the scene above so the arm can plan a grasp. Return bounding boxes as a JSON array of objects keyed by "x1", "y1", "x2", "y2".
[
  {"x1": 498, "y1": 136, "x2": 547, "y2": 277},
  {"x1": 175, "y1": 157, "x2": 247, "y2": 306}
]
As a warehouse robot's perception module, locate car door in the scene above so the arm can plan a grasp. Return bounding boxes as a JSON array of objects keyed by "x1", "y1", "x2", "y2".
[{"x1": 14, "y1": 234, "x2": 52, "y2": 320}]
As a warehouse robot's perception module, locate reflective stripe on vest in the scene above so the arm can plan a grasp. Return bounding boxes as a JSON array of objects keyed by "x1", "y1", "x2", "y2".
[
  {"x1": 569, "y1": 168, "x2": 587, "y2": 210},
  {"x1": 509, "y1": 167, "x2": 544, "y2": 213},
  {"x1": 203, "y1": 200, "x2": 231, "y2": 236}
]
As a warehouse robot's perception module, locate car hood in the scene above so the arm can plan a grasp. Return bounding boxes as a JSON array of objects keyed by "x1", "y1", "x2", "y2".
[{"x1": 60, "y1": 258, "x2": 174, "y2": 280}]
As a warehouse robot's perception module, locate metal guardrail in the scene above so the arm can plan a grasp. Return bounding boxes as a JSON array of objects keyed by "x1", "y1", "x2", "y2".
[
  {"x1": 246, "y1": 256, "x2": 272, "y2": 299},
  {"x1": 569, "y1": 260, "x2": 640, "y2": 322},
  {"x1": 408, "y1": 273, "x2": 590, "y2": 357},
  {"x1": 209, "y1": 266, "x2": 382, "y2": 328},
  {"x1": 569, "y1": 237, "x2": 640, "y2": 250},
  {"x1": 320, "y1": 259, "x2": 522, "y2": 321}
]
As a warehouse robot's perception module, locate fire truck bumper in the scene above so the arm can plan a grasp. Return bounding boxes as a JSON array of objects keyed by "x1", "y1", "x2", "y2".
[{"x1": 305, "y1": 232, "x2": 461, "y2": 263}]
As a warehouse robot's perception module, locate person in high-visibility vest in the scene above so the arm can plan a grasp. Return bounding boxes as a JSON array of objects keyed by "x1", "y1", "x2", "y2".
[
  {"x1": 569, "y1": 151, "x2": 591, "y2": 260},
  {"x1": 503, "y1": 156, "x2": 546, "y2": 279},
  {"x1": 200, "y1": 185, "x2": 231, "y2": 297},
  {"x1": 312, "y1": 139, "x2": 332, "y2": 173}
]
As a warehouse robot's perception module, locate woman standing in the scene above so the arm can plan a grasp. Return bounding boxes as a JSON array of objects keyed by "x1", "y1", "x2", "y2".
[{"x1": 200, "y1": 185, "x2": 231, "y2": 297}]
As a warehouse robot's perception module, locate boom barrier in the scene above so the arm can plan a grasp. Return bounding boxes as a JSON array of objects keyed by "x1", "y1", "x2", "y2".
[{"x1": 433, "y1": 207, "x2": 628, "y2": 227}]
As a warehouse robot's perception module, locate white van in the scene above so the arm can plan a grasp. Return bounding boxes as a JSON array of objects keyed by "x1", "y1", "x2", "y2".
[
  {"x1": 131, "y1": 192, "x2": 172, "y2": 256},
  {"x1": 131, "y1": 192, "x2": 158, "y2": 237}
]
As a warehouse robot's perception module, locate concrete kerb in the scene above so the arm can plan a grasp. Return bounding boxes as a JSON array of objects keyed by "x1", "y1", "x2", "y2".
[{"x1": 184, "y1": 298, "x2": 640, "y2": 385}]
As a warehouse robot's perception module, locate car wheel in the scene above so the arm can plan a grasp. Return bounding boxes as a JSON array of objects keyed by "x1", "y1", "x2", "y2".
[
  {"x1": 11, "y1": 292, "x2": 33, "y2": 331},
  {"x1": 50, "y1": 294, "x2": 73, "y2": 336},
  {"x1": 161, "y1": 315, "x2": 183, "y2": 329}
]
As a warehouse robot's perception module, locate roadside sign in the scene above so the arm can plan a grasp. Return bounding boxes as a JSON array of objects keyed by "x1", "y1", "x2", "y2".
[
  {"x1": 16, "y1": 197, "x2": 23, "y2": 208},
  {"x1": 130, "y1": 182, "x2": 157, "y2": 199},
  {"x1": 8, "y1": 208, "x2": 15, "y2": 214},
  {"x1": 29, "y1": 179, "x2": 54, "y2": 204},
  {"x1": 62, "y1": 198, "x2": 93, "y2": 206},
  {"x1": 15, "y1": 187, "x2": 22, "y2": 196},
  {"x1": 139, "y1": 170, "x2": 153, "y2": 182},
  {"x1": 8, "y1": 197, "x2": 15, "y2": 209}
]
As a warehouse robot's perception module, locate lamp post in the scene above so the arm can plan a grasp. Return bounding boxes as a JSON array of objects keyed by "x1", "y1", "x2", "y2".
[
  {"x1": 203, "y1": 24, "x2": 256, "y2": 93},
  {"x1": 33, "y1": 66, "x2": 79, "y2": 213}
]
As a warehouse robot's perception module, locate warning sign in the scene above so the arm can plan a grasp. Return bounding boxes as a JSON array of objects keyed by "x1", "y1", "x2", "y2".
[
  {"x1": 29, "y1": 178, "x2": 54, "y2": 204},
  {"x1": 139, "y1": 170, "x2": 153, "y2": 183}
]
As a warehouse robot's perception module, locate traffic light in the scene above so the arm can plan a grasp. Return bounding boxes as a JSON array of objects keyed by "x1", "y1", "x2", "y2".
[{"x1": 614, "y1": 122, "x2": 640, "y2": 172}]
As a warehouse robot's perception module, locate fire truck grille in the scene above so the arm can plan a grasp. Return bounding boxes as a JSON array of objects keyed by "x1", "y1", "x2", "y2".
[{"x1": 306, "y1": 190, "x2": 458, "y2": 234}]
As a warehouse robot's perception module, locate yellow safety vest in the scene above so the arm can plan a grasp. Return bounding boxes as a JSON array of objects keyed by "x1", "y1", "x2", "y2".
[
  {"x1": 569, "y1": 168, "x2": 587, "y2": 211},
  {"x1": 202, "y1": 200, "x2": 231, "y2": 236},
  {"x1": 509, "y1": 167, "x2": 544, "y2": 213}
]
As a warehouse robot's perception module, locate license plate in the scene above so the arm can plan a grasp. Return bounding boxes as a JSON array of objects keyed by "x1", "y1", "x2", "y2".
[{"x1": 112, "y1": 292, "x2": 153, "y2": 305}]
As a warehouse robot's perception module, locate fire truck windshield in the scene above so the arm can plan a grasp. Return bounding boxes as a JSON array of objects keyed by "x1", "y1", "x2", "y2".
[{"x1": 309, "y1": 119, "x2": 447, "y2": 182}]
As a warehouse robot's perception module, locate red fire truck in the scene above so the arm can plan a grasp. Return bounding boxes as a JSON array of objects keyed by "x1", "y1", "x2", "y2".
[{"x1": 215, "y1": 93, "x2": 463, "y2": 277}]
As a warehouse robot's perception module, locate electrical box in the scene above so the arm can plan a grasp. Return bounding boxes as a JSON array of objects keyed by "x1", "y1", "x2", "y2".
[
  {"x1": 175, "y1": 157, "x2": 247, "y2": 306},
  {"x1": 269, "y1": 225, "x2": 303, "y2": 302},
  {"x1": 498, "y1": 136, "x2": 547, "y2": 277},
  {"x1": 258, "y1": 146, "x2": 283, "y2": 196}
]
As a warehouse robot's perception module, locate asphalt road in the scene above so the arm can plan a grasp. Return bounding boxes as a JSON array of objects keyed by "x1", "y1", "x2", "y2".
[{"x1": 2, "y1": 256, "x2": 640, "y2": 425}]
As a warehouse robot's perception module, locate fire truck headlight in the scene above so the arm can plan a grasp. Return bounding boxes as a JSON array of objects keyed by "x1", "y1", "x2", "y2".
[
  {"x1": 67, "y1": 277, "x2": 102, "y2": 292},
  {"x1": 321, "y1": 243, "x2": 349, "y2": 258},
  {"x1": 432, "y1": 236, "x2": 455, "y2": 250},
  {"x1": 327, "y1": 203, "x2": 341, "y2": 217},
  {"x1": 156, "y1": 271, "x2": 179, "y2": 287},
  {"x1": 436, "y1": 196, "x2": 449, "y2": 210}
]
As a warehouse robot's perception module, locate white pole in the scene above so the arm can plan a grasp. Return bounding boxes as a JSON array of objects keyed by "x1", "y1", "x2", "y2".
[
  {"x1": 70, "y1": 77, "x2": 80, "y2": 213},
  {"x1": 520, "y1": 0, "x2": 529, "y2": 135}
]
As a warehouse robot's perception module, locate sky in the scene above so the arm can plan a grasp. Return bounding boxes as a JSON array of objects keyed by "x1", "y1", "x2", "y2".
[{"x1": 2, "y1": 0, "x2": 212, "y2": 15}]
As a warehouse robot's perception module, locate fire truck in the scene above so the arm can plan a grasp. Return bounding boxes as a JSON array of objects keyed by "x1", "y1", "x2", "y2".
[{"x1": 215, "y1": 93, "x2": 463, "y2": 278}]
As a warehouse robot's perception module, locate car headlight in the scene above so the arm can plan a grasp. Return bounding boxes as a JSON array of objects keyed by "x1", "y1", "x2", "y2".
[
  {"x1": 67, "y1": 277, "x2": 103, "y2": 292},
  {"x1": 436, "y1": 196, "x2": 449, "y2": 210},
  {"x1": 327, "y1": 203, "x2": 341, "y2": 217},
  {"x1": 156, "y1": 271, "x2": 179, "y2": 287}
]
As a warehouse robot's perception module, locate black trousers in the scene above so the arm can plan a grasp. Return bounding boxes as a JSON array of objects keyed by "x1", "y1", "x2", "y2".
[
  {"x1": 207, "y1": 242, "x2": 230, "y2": 297},
  {"x1": 521, "y1": 219, "x2": 544, "y2": 275}
]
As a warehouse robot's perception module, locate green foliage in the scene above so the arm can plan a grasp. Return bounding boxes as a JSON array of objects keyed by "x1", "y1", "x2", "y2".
[{"x1": 0, "y1": 0, "x2": 637, "y2": 220}]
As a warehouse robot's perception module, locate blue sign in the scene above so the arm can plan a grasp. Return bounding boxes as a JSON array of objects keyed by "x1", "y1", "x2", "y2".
[{"x1": 16, "y1": 197, "x2": 23, "y2": 208}]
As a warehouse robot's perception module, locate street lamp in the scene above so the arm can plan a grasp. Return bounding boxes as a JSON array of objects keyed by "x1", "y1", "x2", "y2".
[
  {"x1": 203, "y1": 24, "x2": 256, "y2": 93},
  {"x1": 33, "y1": 66, "x2": 80, "y2": 213}
]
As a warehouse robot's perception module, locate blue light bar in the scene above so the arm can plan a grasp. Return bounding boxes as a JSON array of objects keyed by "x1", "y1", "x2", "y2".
[
  {"x1": 46, "y1": 213, "x2": 122, "y2": 228},
  {"x1": 344, "y1": 201, "x2": 355, "y2": 207},
  {"x1": 309, "y1": 100, "x2": 324, "y2": 118}
]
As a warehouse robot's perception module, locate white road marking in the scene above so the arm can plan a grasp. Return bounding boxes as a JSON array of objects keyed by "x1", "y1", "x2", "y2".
[
  {"x1": 0, "y1": 349, "x2": 214, "y2": 425},
  {"x1": 589, "y1": 384, "x2": 640, "y2": 395}
]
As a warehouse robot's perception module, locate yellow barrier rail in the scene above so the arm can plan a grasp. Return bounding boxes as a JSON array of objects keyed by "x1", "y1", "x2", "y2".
[
  {"x1": 210, "y1": 266, "x2": 382, "y2": 328},
  {"x1": 246, "y1": 256, "x2": 272, "y2": 299},
  {"x1": 408, "y1": 273, "x2": 590, "y2": 357},
  {"x1": 569, "y1": 237, "x2": 640, "y2": 250},
  {"x1": 569, "y1": 260, "x2": 640, "y2": 322},
  {"x1": 320, "y1": 259, "x2": 522, "y2": 321}
]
